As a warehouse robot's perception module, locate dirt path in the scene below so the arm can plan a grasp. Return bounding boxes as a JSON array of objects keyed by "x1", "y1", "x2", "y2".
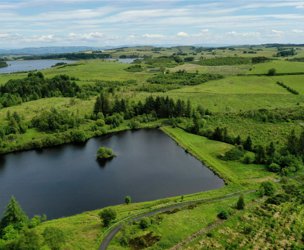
[{"x1": 98, "y1": 190, "x2": 255, "y2": 250}]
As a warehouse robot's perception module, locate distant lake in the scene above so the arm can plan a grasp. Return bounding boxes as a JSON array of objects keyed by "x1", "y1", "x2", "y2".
[
  {"x1": 0, "y1": 129, "x2": 224, "y2": 219},
  {"x1": 0, "y1": 58, "x2": 136, "y2": 74},
  {"x1": 0, "y1": 60, "x2": 73, "y2": 74}
]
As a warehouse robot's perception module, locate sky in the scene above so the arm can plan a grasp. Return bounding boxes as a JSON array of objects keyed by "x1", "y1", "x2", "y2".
[{"x1": 0, "y1": 0, "x2": 304, "y2": 48}]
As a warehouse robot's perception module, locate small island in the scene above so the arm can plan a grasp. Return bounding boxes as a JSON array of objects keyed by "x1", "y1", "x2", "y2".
[{"x1": 96, "y1": 146, "x2": 116, "y2": 160}]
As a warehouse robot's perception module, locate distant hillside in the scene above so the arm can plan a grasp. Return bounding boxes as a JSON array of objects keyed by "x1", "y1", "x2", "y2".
[{"x1": 0, "y1": 46, "x2": 101, "y2": 56}]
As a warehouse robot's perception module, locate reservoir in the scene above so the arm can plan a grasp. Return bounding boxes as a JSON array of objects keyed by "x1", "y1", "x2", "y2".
[{"x1": 0, "y1": 129, "x2": 224, "y2": 219}]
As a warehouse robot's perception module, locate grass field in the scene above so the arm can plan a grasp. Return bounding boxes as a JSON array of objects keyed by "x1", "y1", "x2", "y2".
[
  {"x1": 1, "y1": 45, "x2": 304, "y2": 249},
  {"x1": 248, "y1": 60, "x2": 304, "y2": 75}
]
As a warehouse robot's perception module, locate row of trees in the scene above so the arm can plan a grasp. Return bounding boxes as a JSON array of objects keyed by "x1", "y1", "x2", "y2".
[
  {"x1": 276, "y1": 81, "x2": 299, "y2": 95},
  {"x1": 0, "y1": 72, "x2": 80, "y2": 108},
  {"x1": 94, "y1": 94, "x2": 197, "y2": 119}
]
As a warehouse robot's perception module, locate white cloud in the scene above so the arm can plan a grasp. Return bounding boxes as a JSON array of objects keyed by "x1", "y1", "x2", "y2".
[
  {"x1": 177, "y1": 32, "x2": 189, "y2": 37},
  {"x1": 272, "y1": 29, "x2": 284, "y2": 35},
  {"x1": 68, "y1": 32, "x2": 104, "y2": 41},
  {"x1": 292, "y1": 29, "x2": 303, "y2": 33},
  {"x1": 142, "y1": 33, "x2": 165, "y2": 38}
]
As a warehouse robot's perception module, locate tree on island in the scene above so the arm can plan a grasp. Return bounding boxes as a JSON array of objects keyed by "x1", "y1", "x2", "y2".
[{"x1": 96, "y1": 147, "x2": 116, "y2": 160}]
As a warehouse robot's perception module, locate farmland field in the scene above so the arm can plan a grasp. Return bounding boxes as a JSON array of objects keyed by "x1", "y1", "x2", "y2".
[{"x1": 0, "y1": 45, "x2": 304, "y2": 249}]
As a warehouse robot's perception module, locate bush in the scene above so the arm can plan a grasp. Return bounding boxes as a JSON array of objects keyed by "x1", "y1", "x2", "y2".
[
  {"x1": 267, "y1": 163, "x2": 281, "y2": 173},
  {"x1": 243, "y1": 154, "x2": 254, "y2": 164},
  {"x1": 105, "y1": 113, "x2": 124, "y2": 128},
  {"x1": 267, "y1": 68, "x2": 276, "y2": 76},
  {"x1": 129, "y1": 119, "x2": 141, "y2": 130},
  {"x1": 265, "y1": 194, "x2": 290, "y2": 205},
  {"x1": 16, "y1": 229, "x2": 43, "y2": 250},
  {"x1": 43, "y1": 227, "x2": 66, "y2": 250},
  {"x1": 70, "y1": 130, "x2": 87, "y2": 143},
  {"x1": 139, "y1": 218, "x2": 151, "y2": 229},
  {"x1": 217, "y1": 210, "x2": 229, "y2": 220},
  {"x1": 259, "y1": 182, "x2": 276, "y2": 197},
  {"x1": 221, "y1": 147, "x2": 244, "y2": 161},
  {"x1": 99, "y1": 209, "x2": 117, "y2": 227}
]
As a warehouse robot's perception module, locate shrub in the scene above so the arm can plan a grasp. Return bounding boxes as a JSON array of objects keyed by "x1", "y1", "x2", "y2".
[
  {"x1": 70, "y1": 130, "x2": 87, "y2": 143},
  {"x1": 265, "y1": 194, "x2": 290, "y2": 205},
  {"x1": 139, "y1": 218, "x2": 151, "y2": 229},
  {"x1": 105, "y1": 113, "x2": 124, "y2": 128},
  {"x1": 267, "y1": 68, "x2": 276, "y2": 76},
  {"x1": 217, "y1": 210, "x2": 229, "y2": 220},
  {"x1": 16, "y1": 229, "x2": 43, "y2": 250},
  {"x1": 236, "y1": 195, "x2": 245, "y2": 210},
  {"x1": 259, "y1": 182, "x2": 276, "y2": 197},
  {"x1": 43, "y1": 227, "x2": 66, "y2": 250},
  {"x1": 267, "y1": 163, "x2": 281, "y2": 173},
  {"x1": 99, "y1": 209, "x2": 117, "y2": 227},
  {"x1": 221, "y1": 147, "x2": 244, "y2": 161}
]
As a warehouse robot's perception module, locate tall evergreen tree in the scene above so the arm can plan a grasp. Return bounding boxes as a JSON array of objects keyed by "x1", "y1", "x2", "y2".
[
  {"x1": 287, "y1": 130, "x2": 298, "y2": 155},
  {"x1": 186, "y1": 99, "x2": 192, "y2": 117},
  {"x1": 298, "y1": 130, "x2": 304, "y2": 156},
  {"x1": 244, "y1": 136, "x2": 253, "y2": 151},
  {"x1": 255, "y1": 145, "x2": 266, "y2": 164},
  {"x1": 236, "y1": 195, "x2": 245, "y2": 210},
  {"x1": 266, "y1": 142, "x2": 276, "y2": 160},
  {"x1": 0, "y1": 196, "x2": 29, "y2": 234}
]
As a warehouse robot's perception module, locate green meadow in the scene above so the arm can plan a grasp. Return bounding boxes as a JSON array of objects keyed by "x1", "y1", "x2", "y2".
[{"x1": 0, "y1": 45, "x2": 304, "y2": 249}]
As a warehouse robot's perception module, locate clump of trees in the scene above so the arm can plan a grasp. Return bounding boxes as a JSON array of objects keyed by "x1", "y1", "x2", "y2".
[
  {"x1": 0, "y1": 61, "x2": 7, "y2": 68},
  {"x1": 96, "y1": 147, "x2": 116, "y2": 160},
  {"x1": 0, "y1": 197, "x2": 66, "y2": 249},
  {"x1": 31, "y1": 108, "x2": 80, "y2": 132},
  {"x1": 147, "y1": 71, "x2": 223, "y2": 86},
  {"x1": 276, "y1": 48, "x2": 296, "y2": 57},
  {"x1": 0, "y1": 72, "x2": 80, "y2": 107}
]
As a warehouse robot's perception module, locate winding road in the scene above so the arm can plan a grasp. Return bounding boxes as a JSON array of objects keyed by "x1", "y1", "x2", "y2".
[{"x1": 98, "y1": 190, "x2": 255, "y2": 250}]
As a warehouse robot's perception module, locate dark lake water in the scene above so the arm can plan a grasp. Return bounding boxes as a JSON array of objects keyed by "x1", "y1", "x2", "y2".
[
  {"x1": 0, "y1": 129, "x2": 224, "y2": 219},
  {"x1": 0, "y1": 60, "x2": 73, "y2": 74}
]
